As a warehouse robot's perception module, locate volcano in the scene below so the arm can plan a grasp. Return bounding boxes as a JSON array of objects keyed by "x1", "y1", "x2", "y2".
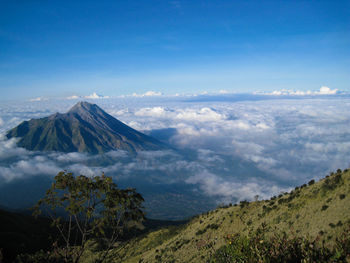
[{"x1": 6, "y1": 101, "x2": 167, "y2": 153}]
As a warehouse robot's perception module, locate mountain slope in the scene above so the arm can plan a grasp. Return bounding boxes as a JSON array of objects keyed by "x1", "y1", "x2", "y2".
[
  {"x1": 6, "y1": 101, "x2": 166, "y2": 153},
  {"x1": 103, "y1": 169, "x2": 350, "y2": 263}
]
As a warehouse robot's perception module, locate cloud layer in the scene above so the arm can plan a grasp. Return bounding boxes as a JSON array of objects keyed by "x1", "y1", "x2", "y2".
[{"x1": 0, "y1": 95, "x2": 349, "y2": 211}]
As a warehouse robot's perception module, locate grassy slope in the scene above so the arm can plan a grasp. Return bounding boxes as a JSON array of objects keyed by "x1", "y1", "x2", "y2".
[{"x1": 107, "y1": 169, "x2": 350, "y2": 263}]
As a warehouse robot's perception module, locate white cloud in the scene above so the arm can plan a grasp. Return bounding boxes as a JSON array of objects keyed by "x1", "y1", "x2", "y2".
[
  {"x1": 135, "y1": 107, "x2": 167, "y2": 117},
  {"x1": 317, "y1": 86, "x2": 338, "y2": 95},
  {"x1": 29, "y1": 97, "x2": 48, "y2": 102},
  {"x1": 84, "y1": 92, "x2": 109, "y2": 99},
  {"x1": 0, "y1": 117, "x2": 3, "y2": 126},
  {"x1": 260, "y1": 86, "x2": 339, "y2": 96},
  {"x1": 175, "y1": 107, "x2": 226, "y2": 122},
  {"x1": 66, "y1": 95, "x2": 80, "y2": 100},
  {"x1": 0, "y1": 137, "x2": 29, "y2": 159},
  {"x1": 105, "y1": 150, "x2": 128, "y2": 159},
  {"x1": 185, "y1": 171, "x2": 287, "y2": 202},
  {"x1": 132, "y1": 91, "x2": 163, "y2": 97},
  {"x1": 219, "y1": 89, "x2": 230, "y2": 94},
  {"x1": 54, "y1": 152, "x2": 90, "y2": 163}
]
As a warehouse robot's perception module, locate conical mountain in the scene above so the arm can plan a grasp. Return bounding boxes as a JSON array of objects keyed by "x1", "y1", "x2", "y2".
[{"x1": 6, "y1": 101, "x2": 167, "y2": 153}]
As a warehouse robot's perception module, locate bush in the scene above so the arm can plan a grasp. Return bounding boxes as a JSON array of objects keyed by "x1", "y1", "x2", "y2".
[
  {"x1": 211, "y1": 225, "x2": 350, "y2": 263},
  {"x1": 322, "y1": 173, "x2": 343, "y2": 192},
  {"x1": 329, "y1": 223, "x2": 336, "y2": 228},
  {"x1": 321, "y1": 205, "x2": 329, "y2": 211},
  {"x1": 239, "y1": 200, "x2": 249, "y2": 209},
  {"x1": 308, "y1": 179, "x2": 315, "y2": 185}
]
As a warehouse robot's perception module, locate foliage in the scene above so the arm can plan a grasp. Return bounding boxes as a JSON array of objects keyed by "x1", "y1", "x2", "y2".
[
  {"x1": 16, "y1": 249, "x2": 62, "y2": 263},
  {"x1": 111, "y1": 168, "x2": 350, "y2": 263},
  {"x1": 322, "y1": 173, "x2": 343, "y2": 192},
  {"x1": 32, "y1": 171, "x2": 145, "y2": 263},
  {"x1": 211, "y1": 224, "x2": 350, "y2": 263}
]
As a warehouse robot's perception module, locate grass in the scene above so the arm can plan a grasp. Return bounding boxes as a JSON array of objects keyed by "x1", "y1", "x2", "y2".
[
  {"x1": 9, "y1": 169, "x2": 350, "y2": 262},
  {"x1": 109, "y1": 169, "x2": 350, "y2": 262}
]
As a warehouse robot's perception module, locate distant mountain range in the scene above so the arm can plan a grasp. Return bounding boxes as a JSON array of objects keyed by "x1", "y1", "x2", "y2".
[{"x1": 6, "y1": 101, "x2": 167, "y2": 153}]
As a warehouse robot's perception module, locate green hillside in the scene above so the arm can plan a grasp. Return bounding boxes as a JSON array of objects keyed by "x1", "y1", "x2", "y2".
[
  {"x1": 3, "y1": 169, "x2": 349, "y2": 262},
  {"x1": 98, "y1": 169, "x2": 350, "y2": 263}
]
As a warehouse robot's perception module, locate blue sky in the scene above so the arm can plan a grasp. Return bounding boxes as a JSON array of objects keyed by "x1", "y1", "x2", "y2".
[{"x1": 0, "y1": 0, "x2": 349, "y2": 100}]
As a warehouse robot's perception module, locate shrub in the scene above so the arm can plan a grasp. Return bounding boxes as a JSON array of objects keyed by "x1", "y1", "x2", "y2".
[
  {"x1": 322, "y1": 173, "x2": 343, "y2": 191},
  {"x1": 239, "y1": 200, "x2": 249, "y2": 209},
  {"x1": 211, "y1": 225, "x2": 350, "y2": 263},
  {"x1": 339, "y1": 194, "x2": 346, "y2": 200},
  {"x1": 308, "y1": 179, "x2": 315, "y2": 185},
  {"x1": 321, "y1": 205, "x2": 329, "y2": 211},
  {"x1": 196, "y1": 224, "x2": 219, "y2": 236},
  {"x1": 337, "y1": 221, "x2": 343, "y2": 227},
  {"x1": 211, "y1": 230, "x2": 339, "y2": 263},
  {"x1": 329, "y1": 223, "x2": 336, "y2": 228},
  {"x1": 208, "y1": 224, "x2": 219, "y2": 230},
  {"x1": 278, "y1": 198, "x2": 286, "y2": 205}
]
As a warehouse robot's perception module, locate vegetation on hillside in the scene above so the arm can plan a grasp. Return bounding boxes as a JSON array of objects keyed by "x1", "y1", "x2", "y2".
[
  {"x1": 1, "y1": 168, "x2": 349, "y2": 262},
  {"x1": 111, "y1": 168, "x2": 350, "y2": 262}
]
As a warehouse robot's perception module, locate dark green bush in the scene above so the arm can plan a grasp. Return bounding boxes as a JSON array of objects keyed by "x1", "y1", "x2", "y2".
[
  {"x1": 208, "y1": 224, "x2": 219, "y2": 230},
  {"x1": 239, "y1": 200, "x2": 249, "y2": 209},
  {"x1": 195, "y1": 229, "x2": 206, "y2": 236},
  {"x1": 322, "y1": 173, "x2": 343, "y2": 192},
  {"x1": 321, "y1": 205, "x2": 329, "y2": 211},
  {"x1": 211, "y1": 225, "x2": 350, "y2": 263},
  {"x1": 308, "y1": 179, "x2": 315, "y2": 185},
  {"x1": 329, "y1": 223, "x2": 336, "y2": 228}
]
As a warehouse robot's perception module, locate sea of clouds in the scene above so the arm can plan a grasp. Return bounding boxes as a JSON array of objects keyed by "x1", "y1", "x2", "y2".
[{"x1": 0, "y1": 94, "x2": 350, "y2": 210}]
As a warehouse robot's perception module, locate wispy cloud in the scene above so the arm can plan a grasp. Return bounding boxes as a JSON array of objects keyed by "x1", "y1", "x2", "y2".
[
  {"x1": 29, "y1": 97, "x2": 48, "y2": 102},
  {"x1": 66, "y1": 95, "x2": 80, "y2": 100},
  {"x1": 256, "y1": 86, "x2": 339, "y2": 96},
  {"x1": 131, "y1": 91, "x2": 163, "y2": 97},
  {"x1": 84, "y1": 92, "x2": 109, "y2": 99}
]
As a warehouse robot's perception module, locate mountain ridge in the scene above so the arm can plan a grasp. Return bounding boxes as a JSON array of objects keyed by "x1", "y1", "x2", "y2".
[{"x1": 6, "y1": 101, "x2": 167, "y2": 153}]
